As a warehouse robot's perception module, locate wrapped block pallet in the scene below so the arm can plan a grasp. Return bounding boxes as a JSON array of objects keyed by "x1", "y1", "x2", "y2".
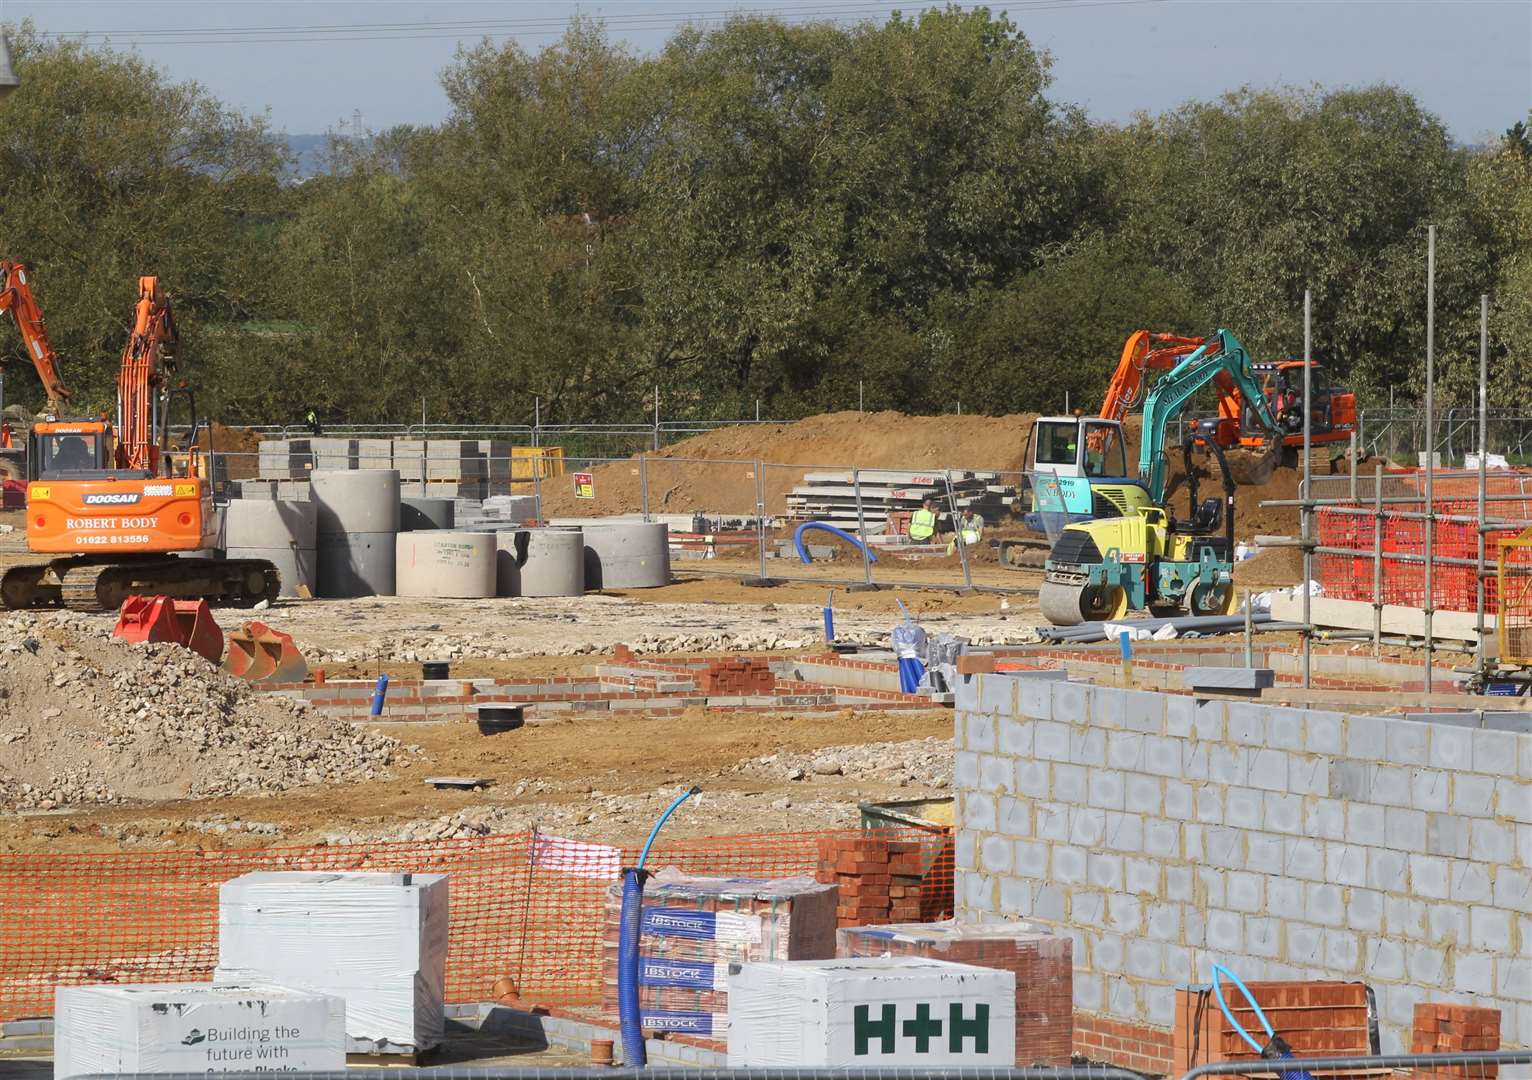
[
  {"x1": 837, "y1": 919, "x2": 1073, "y2": 1065},
  {"x1": 600, "y1": 870, "x2": 838, "y2": 1039},
  {"x1": 214, "y1": 871, "x2": 448, "y2": 1054},
  {"x1": 727, "y1": 957, "x2": 1015, "y2": 1067},
  {"x1": 54, "y1": 983, "x2": 345, "y2": 1080}
]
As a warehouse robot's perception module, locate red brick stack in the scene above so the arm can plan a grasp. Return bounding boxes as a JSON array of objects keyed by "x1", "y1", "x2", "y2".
[
  {"x1": 695, "y1": 657, "x2": 775, "y2": 695},
  {"x1": 815, "y1": 836, "x2": 929, "y2": 926},
  {"x1": 1173, "y1": 981, "x2": 1372, "y2": 1075},
  {"x1": 836, "y1": 920, "x2": 1074, "y2": 1066},
  {"x1": 1413, "y1": 1003, "x2": 1501, "y2": 1080}
]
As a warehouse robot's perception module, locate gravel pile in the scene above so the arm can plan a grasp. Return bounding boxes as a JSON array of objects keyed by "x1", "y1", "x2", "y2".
[{"x1": 0, "y1": 611, "x2": 399, "y2": 810}]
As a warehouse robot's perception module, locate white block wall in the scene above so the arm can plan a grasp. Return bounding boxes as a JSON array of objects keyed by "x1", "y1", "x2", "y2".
[{"x1": 952, "y1": 671, "x2": 1532, "y2": 1053}]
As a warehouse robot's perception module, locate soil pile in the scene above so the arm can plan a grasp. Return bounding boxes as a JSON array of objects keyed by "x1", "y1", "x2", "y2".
[
  {"x1": 0, "y1": 611, "x2": 398, "y2": 810},
  {"x1": 540, "y1": 410, "x2": 1037, "y2": 516}
]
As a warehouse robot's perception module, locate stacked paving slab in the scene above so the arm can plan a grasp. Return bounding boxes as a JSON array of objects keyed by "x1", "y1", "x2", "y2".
[{"x1": 784, "y1": 469, "x2": 1017, "y2": 530}]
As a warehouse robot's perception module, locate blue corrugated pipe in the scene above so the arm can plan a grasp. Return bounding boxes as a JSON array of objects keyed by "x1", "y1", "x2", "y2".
[
  {"x1": 618, "y1": 786, "x2": 701, "y2": 1067},
  {"x1": 1210, "y1": 962, "x2": 1315, "y2": 1080}
]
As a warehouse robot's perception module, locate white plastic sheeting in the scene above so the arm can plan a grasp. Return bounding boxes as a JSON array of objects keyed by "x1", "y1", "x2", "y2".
[
  {"x1": 726, "y1": 957, "x2": 1014, "y2": 1067},
  {"x1": 213, "y1": 871, "x2": 448, "y2": 1052},
  {"x1": 54, "y1": 982, "x2": 344, "y2": 1080}
]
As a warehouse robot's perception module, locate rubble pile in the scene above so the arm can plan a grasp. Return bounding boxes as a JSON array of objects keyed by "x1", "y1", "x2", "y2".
[
  {"x1": 0, "y1": 612, "x2": 398, "y2": 810},
  {"x1": 737, "y1": 737, "x2": 952, "y2": 788}
]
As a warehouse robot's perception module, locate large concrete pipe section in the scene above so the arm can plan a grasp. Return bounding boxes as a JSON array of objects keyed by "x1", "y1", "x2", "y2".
[
  {"x1": 496, "y1": 528, "x2": 584, "y2": 597},
  {"x1": 316, "y1": 532, "x2": 396, "y2": 597},
  {"x1": 311, "y1": 470, "x2": 400, "y2": 597},
  {"x1": 400, "y1": 497, "x2": 455, "y2": 532},
  {"x1": 582, "y1": 523, "x2": 671, "y2": 589},
  {"x1": 396, "y1": 531, "x2": 496, "y2": 598},
  {"x1": 221, "y1": 500, "x2": 318, "y2": 598},
  {"x1": 310, "y1": 469, "x2": 401, "y2": 534}
]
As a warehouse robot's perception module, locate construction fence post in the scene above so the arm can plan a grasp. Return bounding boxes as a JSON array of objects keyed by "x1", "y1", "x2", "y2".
[
  {"x1": 652, "y1": 385, "x2": 660, "y2": 452},
  {"x1": 755, "y1": 459, "x2": 768, "y2": 583},
  {"x1": 640, "y1": 455, "x2": 649, "y2": 523},
  {"x1": 1424, "y1": 223, "x2": 1436, "y2": 692},
  {"x1": 1477, "y1": 293, "x2": 1489, "y2": 673},
  {"x1": 1373, "y1": 462, "x2": 1384, "y2": 657},
  {"x1": 853, "y1": 467, "x2": 874, "y2": 589},
  {"x1": 942, "y1": 470, "x2": 973, "y2": 591},
  {"x1": 1349, "y1": 431, "x2": 1358, "y2": 501},
  {"x1": 1302, "y1": 288, "x2": 1313, "y2": 689}
]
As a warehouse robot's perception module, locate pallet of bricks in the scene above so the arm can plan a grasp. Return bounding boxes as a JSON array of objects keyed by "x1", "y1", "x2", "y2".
[
  {"x1": 836, "y1": 919, "x2": 1073, "y2": 1066},
  {"x1": 599, "y1": 869, "x2": 837, "y2": 1041},
  {"x1": 814, "y1": 834, "x2": 952, "y2": 927},
  {"x1": 1173, "y1": 980, "x2": 1374, "y2": 1076},
  {"x1": 1413, "y1": 1003, "x2": 1501, "y2": 1080}
]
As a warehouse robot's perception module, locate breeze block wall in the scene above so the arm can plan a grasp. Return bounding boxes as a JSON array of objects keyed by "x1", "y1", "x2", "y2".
[{"x1": 952, "y1": 671, "x2": 1532, "y2": 1056}]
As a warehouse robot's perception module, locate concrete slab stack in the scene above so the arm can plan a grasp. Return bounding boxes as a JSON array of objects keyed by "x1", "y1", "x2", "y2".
[
  {"x1": 356, "y1": 438, "x2": 393, "y2": 470},
  {"x1": 310, "y1": 469, "x2": 399, "y2": 597},
  {"x1": 310, "y1": 438, "x2": 358, "y2": 471},
  {"x1": 784, "y1": 469, "x2": 1018, "y2": 530},
  {"x1": 257, "y1": 438, "x2": 313, "y2": 479}
]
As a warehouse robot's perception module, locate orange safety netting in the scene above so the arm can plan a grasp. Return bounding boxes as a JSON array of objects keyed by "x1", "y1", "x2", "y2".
[
  {"x1": 1315, "y1": 483, "x2": 1532, "y2": 614},
  {"x1": 0, "y1": 827, "x2": 950, "y2": 1021}
]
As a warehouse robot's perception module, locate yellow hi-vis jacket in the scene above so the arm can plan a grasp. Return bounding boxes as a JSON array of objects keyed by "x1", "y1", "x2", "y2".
[{"x1": 909, "y1": 508, "x2": 937, "y2": 541}]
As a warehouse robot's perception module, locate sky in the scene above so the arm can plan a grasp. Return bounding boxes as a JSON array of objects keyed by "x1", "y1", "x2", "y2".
[{"x1": 0, "y1": 0, "x2": 1527, "y2": 143}]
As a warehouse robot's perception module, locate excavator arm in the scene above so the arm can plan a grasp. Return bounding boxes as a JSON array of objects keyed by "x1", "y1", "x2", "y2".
[
  {"x1": 116, "y1": 276, "x2": 179, "y2": 473},
  {"x1": 1138, "y1": 329, "x2": 1282, "y2": 502},
  {"x1": 0, "y1": 261, "x2": 69, "y2": 415},
  {"x1": 1098, "y1": 330, "x2": 1211, "y2": 426}
]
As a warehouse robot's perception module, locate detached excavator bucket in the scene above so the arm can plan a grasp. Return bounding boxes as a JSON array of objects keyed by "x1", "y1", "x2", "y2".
[
  {"x1": 112, "y1": 595, "x2": 223, "y2": 665},
  {"x1": 221, "y1": 620, "x2": 307, "y2": 685}
]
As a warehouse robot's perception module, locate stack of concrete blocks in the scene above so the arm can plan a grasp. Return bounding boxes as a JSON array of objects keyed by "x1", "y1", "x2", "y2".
[
  {"x1": 950, "y1": 670, "x2": 1532, "y2": 1054},
  {"x1": 356, "y1": 438, "x2": 393, "y2": 471},
  {"x1": 479, "y1": 439, "x2": 514, "y2": 495},
  {"x1": 311, "y1": 438, "x2": 357, "y2": 471},
  {"x1": 411, "y1": 440, "x2": 486, "y2": 499},
  {"x1": 257, "y1": 438, "x2": 313, "y2": 479}
]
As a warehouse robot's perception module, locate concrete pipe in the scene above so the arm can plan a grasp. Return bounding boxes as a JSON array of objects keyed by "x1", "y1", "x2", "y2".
[
  {"x1": 400, "y1": 496, "x2": 455, "y2": 532},
  {"x1": 221, "y1": 499, "x2": 318, "y2": 549},
  {"x1": 316, "y1": 531, "x2": 396, "y2": 597},
  {"x1": 225, "y1": 545, "x2": 317, "y2": 598},
  {"x1": 310, "y1": 469, "x2": 401, "y2": 536},
  {"x1": 582, "y1": 522, "x2": 671, "y2": 589},
  {"x1": 496, "y1": 527, "x2": 584, "y2": 597},
  {"x1": 396, "y1": 531, "x2": 496, "y2": 598}
]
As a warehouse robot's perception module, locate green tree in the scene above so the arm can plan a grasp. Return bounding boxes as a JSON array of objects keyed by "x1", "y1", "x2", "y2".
[{"x1": 0, "y1": 24, "x2": 286, "y2": 415}]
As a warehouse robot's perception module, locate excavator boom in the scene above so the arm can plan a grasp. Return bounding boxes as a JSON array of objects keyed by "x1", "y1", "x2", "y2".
[
  {"x1": 1098, "y1": 330, "x2": 1211, "y2": 427},
  {"x1": 116, "y1": 276, "x2": 178, "y2": 473},
  {"x1": 0, "y1": 261, "x2": 69, "y2": 414},
  {"x1": 1138, "y1": 329, "x2": 1282, "y2": 502}
]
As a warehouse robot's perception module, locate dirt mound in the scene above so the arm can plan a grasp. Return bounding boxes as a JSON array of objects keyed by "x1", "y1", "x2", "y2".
[
  {"x1": 0, "y1": 611, "x2": 398, "y2": 810},
  {"x1": 540, "y1": 411, "x2": 1037, "y2": 516}
]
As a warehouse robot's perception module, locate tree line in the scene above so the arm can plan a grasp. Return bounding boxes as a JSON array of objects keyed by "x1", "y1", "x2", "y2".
[{"x1": 0, "y1": 11, "x2": 1527, "y2": 427}]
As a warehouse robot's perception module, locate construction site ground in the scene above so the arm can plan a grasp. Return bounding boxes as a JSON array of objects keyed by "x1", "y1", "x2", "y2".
[{"x1": 0, "y1": 409, "x2": 1338, "y2": 859}]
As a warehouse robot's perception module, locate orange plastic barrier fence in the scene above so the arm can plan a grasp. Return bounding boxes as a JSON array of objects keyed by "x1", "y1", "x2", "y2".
[{"x1": 0, "y1": 827, "x2": 950, "y2": 1021}]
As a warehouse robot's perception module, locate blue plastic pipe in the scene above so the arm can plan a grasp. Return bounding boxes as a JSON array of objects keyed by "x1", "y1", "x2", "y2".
[
  {"x1": 619, "y1": 786, "x2": 702, "y2": 1066},
  {"x1": 793, "y1": 520, "x2": 878, "y2": 565},
  {"x1": 369, "y1": 674, "x2": 389, "y2": 717},
  {"x1": 1210, "y1": 963, "x2": 1314, "y2": 1080},
  {"x1": 823, "y1": 591, "x2": 835, "y2": 643}
]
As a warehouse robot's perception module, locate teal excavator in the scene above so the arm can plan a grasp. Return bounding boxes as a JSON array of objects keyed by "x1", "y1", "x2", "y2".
[{"x1": 1037, "y1": 329, "x2": 1284, "y2": 624}]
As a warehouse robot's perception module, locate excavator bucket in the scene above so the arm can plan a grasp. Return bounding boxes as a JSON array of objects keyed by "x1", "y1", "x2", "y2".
[
  {"x1": 221, "y1": 620, "x2": 307, "y2": 685},
  {"x1": 1226, "y1": 440, "x2": 1282, "y2": 487},
  {"x1": 111, "y1": 595, "x2": 224, "y2": 665}
]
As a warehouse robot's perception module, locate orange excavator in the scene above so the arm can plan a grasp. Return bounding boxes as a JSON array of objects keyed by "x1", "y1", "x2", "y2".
[
  {"x1": 1098, "y1": 329, "x2": 1356, "y2": 458},
  {"x1": 0, "y1": 260, "x2": 70, "y2": 451},
  {"x1": 1, "y1": 276, "x2": 279, "y2": 609}
]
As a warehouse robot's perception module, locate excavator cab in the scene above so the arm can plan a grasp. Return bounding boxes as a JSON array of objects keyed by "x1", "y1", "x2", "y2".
[{"x1": 29, "y1": 422, "x2": 113, "y2": 478}]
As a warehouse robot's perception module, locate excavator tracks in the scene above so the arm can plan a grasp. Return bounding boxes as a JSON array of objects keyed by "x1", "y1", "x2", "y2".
[{"x1": 1, "y1": 557, "x2": 280, "y2": 612}]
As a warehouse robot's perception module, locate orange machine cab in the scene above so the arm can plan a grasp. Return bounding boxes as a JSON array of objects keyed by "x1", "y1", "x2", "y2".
[{"x1": 25, "y1": 419, "x2": 213, "y2": 556}]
